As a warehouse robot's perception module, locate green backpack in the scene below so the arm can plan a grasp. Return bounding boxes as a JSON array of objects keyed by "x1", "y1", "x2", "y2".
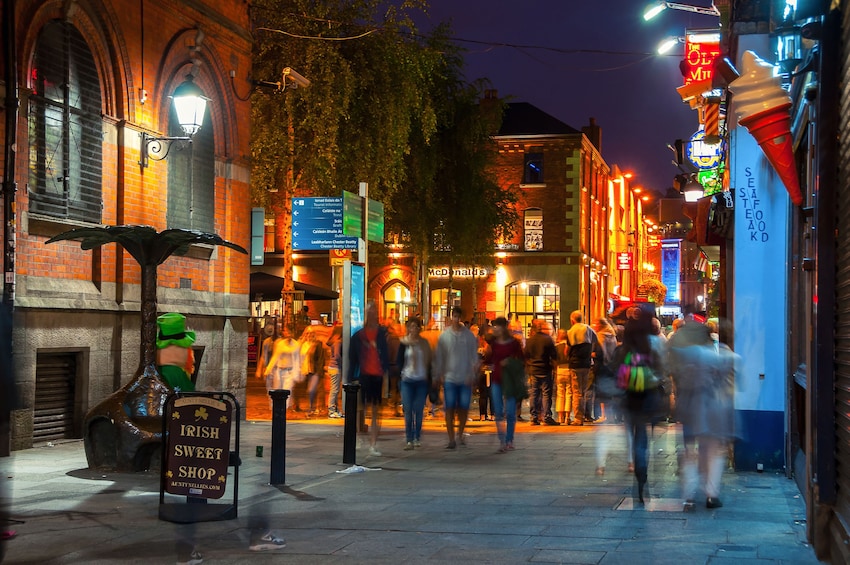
[{"x1": 616, "y1": 351, "x2": 659, "y2": 392}]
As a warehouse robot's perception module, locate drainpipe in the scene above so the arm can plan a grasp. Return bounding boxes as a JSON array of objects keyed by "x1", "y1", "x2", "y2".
[{"x1": 2, "y1": 0, "x2": 20, "y2": 457}]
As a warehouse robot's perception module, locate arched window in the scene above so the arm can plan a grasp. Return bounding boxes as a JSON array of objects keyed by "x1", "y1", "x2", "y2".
[
  {"x1": 166, "y1": 92, "x2": 214, "y2": 232},
  {"x1": 28, "y1": 20, "x2": 102, "y2": 223}
]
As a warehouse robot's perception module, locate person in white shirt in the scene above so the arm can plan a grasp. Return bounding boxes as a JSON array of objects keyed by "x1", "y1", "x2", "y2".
[{"x1": 434, "y1": 307, "x2": 480, "y2": 449}]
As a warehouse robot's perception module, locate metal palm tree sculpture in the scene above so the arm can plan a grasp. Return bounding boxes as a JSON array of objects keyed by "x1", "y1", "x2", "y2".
[{"x1": 47, "y1": 226, "x2": 247, "y2": 471}]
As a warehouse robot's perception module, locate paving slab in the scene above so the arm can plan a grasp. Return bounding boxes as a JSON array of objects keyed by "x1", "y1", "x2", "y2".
[{"x1": 0, "y1": 417, "x2": 824, "y2": 564}]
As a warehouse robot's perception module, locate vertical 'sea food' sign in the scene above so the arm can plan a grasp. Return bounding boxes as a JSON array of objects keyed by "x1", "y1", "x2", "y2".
[{"x1": 165, "y1": 396, "x2": 232, "y2": 499}]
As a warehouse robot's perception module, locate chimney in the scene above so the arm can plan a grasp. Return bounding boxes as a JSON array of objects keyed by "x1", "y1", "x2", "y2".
[
  {"x1": 582, "y1": 117, "x2": 601, "y2": 152},
  {"x1": 480, "y1": 89, "x2": 502, "y2": 135}
]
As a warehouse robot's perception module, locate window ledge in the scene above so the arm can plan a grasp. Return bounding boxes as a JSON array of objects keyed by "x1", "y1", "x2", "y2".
[
  {"x1": 175, "y1": 243, "x2": 215, "y2": 261},
  {"x1": 27, "y1": 214, "x2": 216, "y2": 261},
  {"x1": 520, "y1": 183, "x2": 546, "y2": 188},
  {"x1": 26, "y1": 213, "x2": 102, "y2": 238}
]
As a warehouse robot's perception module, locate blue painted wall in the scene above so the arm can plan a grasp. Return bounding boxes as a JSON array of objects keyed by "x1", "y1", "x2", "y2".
[{"x1": 730, "y1": 34, "x2": 791, "y2": 470}]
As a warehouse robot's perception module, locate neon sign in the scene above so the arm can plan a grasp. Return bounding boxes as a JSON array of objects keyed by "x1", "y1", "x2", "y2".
[{"x1": 683, "y1": 31, "x2": 721, "y2": 86}]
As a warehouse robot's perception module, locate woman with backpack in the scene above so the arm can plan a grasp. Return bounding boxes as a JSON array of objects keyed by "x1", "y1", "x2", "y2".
[{"x1": 613, "y1": 308, "x2": 666, "y2": 503}]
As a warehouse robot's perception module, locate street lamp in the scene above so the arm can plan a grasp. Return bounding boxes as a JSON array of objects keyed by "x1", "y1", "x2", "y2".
[
  {"x1": 683, "y1": 177, "x2": 705, "y2": 202},
  {"x1": 657, "y1": 36, "x2": 683, "y2": 55},
  {"x1": 140, "y1": 74, "x2": 209, "y2": 167},
  {"x1": 643, "y1": 1, "x2": 720, "y2": 21}
]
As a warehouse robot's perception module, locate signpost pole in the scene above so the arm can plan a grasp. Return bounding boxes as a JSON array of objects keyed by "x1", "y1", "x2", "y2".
[{"x1": 359, "y1": 182, "x2": 369, "y2": 287}]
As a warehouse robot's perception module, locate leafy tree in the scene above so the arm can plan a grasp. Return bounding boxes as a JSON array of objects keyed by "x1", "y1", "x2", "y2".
[
  {"x1": 250, "y1": 0, "x2": 444, "y2": 324},
  {"x1": 250, "y1": 1, "x2": 516, "y2": 318},
  {"x1": 386, "y1": 27, "x2": 517, "y2": 312}
]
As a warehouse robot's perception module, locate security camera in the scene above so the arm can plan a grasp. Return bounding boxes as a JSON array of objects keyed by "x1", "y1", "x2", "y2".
[{"x1": 282, "y1": 67, "x2": 310, "y2": 88}]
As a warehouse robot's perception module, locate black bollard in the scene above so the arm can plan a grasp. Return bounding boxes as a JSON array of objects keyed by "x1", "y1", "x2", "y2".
[
  {"x1": 342, "y1": 383, "x2": 360, "y2": 464},
  {"x1": 269, "y1": 389, "x2": 290, "y2": 485}
]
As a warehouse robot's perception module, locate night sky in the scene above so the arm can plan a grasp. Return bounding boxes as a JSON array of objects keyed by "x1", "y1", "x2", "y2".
[{"x1": 417, "y1": 0, "x2": 723, "y2": 195}]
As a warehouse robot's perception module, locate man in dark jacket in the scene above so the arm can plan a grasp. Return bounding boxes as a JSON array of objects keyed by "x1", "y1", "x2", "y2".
[
  {"x1": 348, "y1": 300, "x2": 390, "y2": 456},
  {"x1": 524, "y1": 319, "x2": 559, "y2": 425}
]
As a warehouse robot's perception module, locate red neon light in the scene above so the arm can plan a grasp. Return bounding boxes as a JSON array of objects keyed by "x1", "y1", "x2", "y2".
[{"x1": 683, "y1": 40, "x2": 720, "y2": 86}]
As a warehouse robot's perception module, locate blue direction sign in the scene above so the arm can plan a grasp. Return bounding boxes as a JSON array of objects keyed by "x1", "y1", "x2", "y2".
[{"x1": 291, "y1": 197, "x2": 359, "y2": 250}]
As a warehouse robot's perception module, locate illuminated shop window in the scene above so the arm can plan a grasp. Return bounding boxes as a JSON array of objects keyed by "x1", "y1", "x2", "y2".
[
  {"x1": 505, "y1": 281, "x2": 560, "y2": 337},
  {"x1": 430, "y1": 288, "x2": 460, "y2": 329},
  {"x1": 383, "y1": 281, "x2": 412, "y2": 325}
]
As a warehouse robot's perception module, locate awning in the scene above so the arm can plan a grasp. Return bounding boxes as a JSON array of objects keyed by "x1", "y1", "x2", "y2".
[{"x1": 249, "y1": 272, "x2": 339, "y2": 301}]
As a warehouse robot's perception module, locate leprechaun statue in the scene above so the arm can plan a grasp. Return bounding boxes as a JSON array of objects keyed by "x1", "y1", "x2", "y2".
[{"x1": 155, "y1": 313, "x2": 197, "y2": 392}]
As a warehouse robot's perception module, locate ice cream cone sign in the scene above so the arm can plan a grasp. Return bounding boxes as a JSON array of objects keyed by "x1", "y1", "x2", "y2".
[{"x1": 729, "y1": 51, "x2": 803, "y2": 206}]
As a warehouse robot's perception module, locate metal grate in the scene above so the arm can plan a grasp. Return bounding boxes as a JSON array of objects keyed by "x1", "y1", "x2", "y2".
[
  {"x1": 832, "y1": 3, "x2": 850, "y2": 537},
  {"x1": 34, "y1": 352, "x2": 77, "y2": 442}
]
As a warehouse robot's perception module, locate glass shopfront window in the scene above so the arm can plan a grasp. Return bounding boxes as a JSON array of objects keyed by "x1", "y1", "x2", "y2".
[
  {"x1": 430, "y1": 288, "x2": 461, "y2": 329},
  {"x1": 505, "y1": 281, "x2": 560, "y2": 338}
]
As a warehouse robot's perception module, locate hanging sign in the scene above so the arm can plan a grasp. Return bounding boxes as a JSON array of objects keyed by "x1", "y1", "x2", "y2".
[
  {"x1": 683, "y1": 30, "x2": 721, "y2": 86},
  {"x1": 686, "y1": 129, "x2": 725, "y2": 170}
]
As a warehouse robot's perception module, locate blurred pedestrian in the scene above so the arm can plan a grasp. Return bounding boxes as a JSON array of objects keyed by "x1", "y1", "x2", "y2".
[
  {"x1": 348, "y1": 300, "x2": 390, "y2": 456},
  {"x1": 326, "y1": 324, "x2": 343, "y2": 418},
  {"x1": 524, "y1": 319, "x2": 559, "y2": 426},
  {"x1": 299, "y1": 326, "x2": 326, "y2": 416},
  {"x1": 255, "y1": 321, "x2": 277, "y2": 381},
  {"x1": 420, "y1": 322, "x2": 443, "y2": 418},
  {"x1": 156, "y1": 313, "x2": 205, "y2": 565},
  {"x1": 434, "y1": 306, "x2": 479, "y2": 449},
  {"x1": 397, "y1": 317, "x2": 431, "y2": 449},
  {"x1": 565, "y1": 310, "x2": 597, "y2": 426},
  {"x1": 591, "y1": 318, "x2": 618, "y2": 423},
  {"x1": 486, "y1": 317, "x2": 526, "y2": 453},
  {"x1": 386, "y1": 322, "x2": 403, "y2": 417},
  {"x1": 554, "y1": 328, "x2": 572, "y2": 424},
  {"x1": 592, "y1": 317, "x2": 632, "y2": 476},
  {"x1": 612, "y1": 308, "x2": 666, "y2": 503},
  {"x1": 507, "y1": 313, "x2": 527, "y2": 421},
  {"x1": 264, "y1": 324, "x2": 301, "y2": 411},
  {"x1": 476, "y1": 328, "x2": 494, "y2": 421},
  {"x1": 667, "y1": 317, "x2": 739, "y2": 509}
]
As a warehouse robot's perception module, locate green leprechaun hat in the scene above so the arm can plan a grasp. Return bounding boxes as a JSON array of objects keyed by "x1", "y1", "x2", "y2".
[{"x1": 156, "y1": 312, "x2": 196, "y2": 349}]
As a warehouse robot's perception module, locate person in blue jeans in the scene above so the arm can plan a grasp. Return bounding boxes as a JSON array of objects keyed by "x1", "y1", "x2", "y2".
[
  {"x1": 434, "y1": 307, "x2": 480, "y2": 449},
  {"x1": 397, "y1": 317, "x2": 432, "y2": 449},
  {"x1": 326, "y1": 324, "x2": 343, "y2": 418},
  {"x1": 615, "y1": 308, "x2": 666, "y2": 503},
  {"x1": 486, "y1": 317, "x2": 526, "y2": 453}
]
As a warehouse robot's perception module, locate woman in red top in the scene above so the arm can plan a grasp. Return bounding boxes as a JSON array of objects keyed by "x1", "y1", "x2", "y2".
[{"x1": 486, "y1": 317, "x2": 525, "y2": 452}]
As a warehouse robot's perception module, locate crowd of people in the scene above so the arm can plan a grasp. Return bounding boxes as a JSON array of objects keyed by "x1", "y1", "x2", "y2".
[{"x1": 260, "y1": 302, "x2": 740, "y2": 509}]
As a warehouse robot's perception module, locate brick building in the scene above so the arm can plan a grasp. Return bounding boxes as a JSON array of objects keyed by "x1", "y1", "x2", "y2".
[
  {"x1": 1, "y1": 0, "x2": 252, "y2": 449},
  {"x1": 369, "y1": 99, "x2": 648, "y2": 336}
]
